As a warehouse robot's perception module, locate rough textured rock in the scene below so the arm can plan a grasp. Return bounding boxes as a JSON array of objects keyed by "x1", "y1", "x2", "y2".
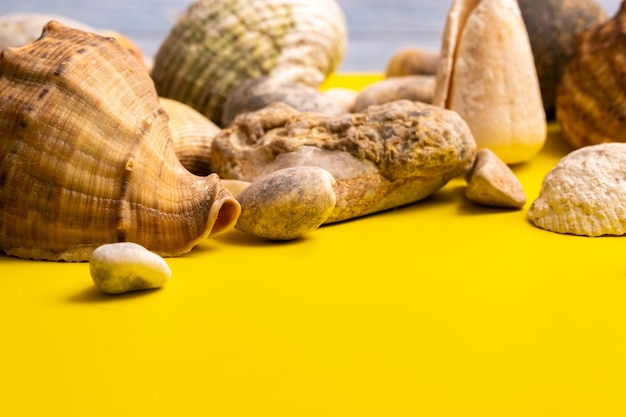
[{"x1": 211, "y1": 100, "x2": 477, "y2": 223}]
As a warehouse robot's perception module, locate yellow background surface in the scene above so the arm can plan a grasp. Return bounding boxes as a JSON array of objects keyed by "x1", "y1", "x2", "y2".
[{"x1": 2, "y1": 74, "x2": 626, "y2": 416}]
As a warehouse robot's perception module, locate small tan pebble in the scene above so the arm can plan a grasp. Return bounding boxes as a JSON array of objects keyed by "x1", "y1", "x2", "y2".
[
  {"x1": 385, "y1": 47, "x2": 440, "y2": 77},
  {"x1": 351, "y1": 75, "x2": 435, "y2": 112},
  {"x1": 465, "y1": 149, "x2": 526, "y2": 208},
  {"x1": 528, "y1": 143, "x2": 626, "y2": 236},
  {"x1": 235, "y1": 166, "x2": 337, "y2": 240},
  {"x1": 221, "y1": 76, "x2": 345, "y2": 126},
  {"x1": 322, "y1": 87, "x2": 358, "y2": 112},
  {"x1": 89, "y1": 242, "x2": 172, "y2": 294}
]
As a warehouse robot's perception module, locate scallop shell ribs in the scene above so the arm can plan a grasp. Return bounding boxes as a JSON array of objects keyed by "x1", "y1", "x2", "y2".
[
  {"x1": 0, "y1": 22, "x2": 240, "y2": 261},
  {"x1": 528, "y1": 143, "x2": 626, "y2": 236},
  {"x1": 556, "y1": 2, "x2": 626, "y2": 148}
]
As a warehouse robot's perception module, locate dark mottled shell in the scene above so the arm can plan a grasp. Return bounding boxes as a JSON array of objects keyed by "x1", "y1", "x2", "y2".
[
  {"x1": 518, "y1": 0, "x2": 607, "y2": 115},
  {"x1": 556, "y1": 2, "x2": 626, "y2": 148}
]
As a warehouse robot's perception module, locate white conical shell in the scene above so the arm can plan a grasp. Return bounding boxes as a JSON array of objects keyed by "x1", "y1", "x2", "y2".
[{"x1": 434, "y1": 0, "x2": 546, "y2": 164}]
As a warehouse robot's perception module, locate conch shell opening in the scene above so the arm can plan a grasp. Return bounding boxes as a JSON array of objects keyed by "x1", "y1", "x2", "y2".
[{"x1": 0, "y1": 21, "x2": 240, "y2": 261}]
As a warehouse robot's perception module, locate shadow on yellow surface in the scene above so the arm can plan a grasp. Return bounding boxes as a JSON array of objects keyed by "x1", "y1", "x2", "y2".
[{"x1": 2, "y1": 74, "x2": 626, "y2": 417}]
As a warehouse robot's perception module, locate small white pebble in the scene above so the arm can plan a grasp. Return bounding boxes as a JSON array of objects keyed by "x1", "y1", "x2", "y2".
[{"x1": 89, "y1": 242, "x2": 172, "y2": 294}]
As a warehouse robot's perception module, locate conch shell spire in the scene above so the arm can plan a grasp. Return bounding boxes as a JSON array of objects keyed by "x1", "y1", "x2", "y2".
[
  {"x1": 433, "y1": 0, "x2": 546, "y2": 164},
  {"x1": 0, "y1": 21, "x2": 240, "y2": 261}
]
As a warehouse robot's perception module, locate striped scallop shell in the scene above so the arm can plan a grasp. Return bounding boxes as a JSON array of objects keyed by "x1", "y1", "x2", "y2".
[
  {"x1": 150, "y1": 0, "x2": 347, "y2": 126},
  {"x1": 160, "y1": 97, "x2": 221, "y2": 176},
  {"x1": 528, "y1": 142, "x2": 626, "y2": 236},
  {"x1": 556, "y1": 2, "x2": 626, "y2": 148},
  {"x1": 0, "y1": 21, "x2": 240, "y2": 261}
]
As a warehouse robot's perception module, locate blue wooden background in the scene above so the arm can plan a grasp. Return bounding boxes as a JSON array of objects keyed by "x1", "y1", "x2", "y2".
[{"x1": 0, "y1": 0, "x2": 623, "y2": 71}]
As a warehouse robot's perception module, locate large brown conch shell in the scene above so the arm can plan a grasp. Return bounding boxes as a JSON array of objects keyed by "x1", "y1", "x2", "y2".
[
  {"x1": 150, "y1": 0, "x2": 347, "y2": 126},
  {"x1": 0, "y1": 13, "x2": 150, "y2": 69},
  {"x1": 0, "y1": 22, "x2": 241, "y2": 261},
  {"x1": 556, "y1": 1, "x2": 626, "y2": 149}
]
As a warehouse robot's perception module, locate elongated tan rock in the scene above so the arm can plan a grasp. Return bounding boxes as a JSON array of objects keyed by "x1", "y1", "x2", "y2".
[{"x1": 211, "y1": 100, "x2": 477, "y2": 223}]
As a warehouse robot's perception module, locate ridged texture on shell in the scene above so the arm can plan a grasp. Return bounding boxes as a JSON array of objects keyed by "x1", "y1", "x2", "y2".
[
  {"x1": 517, "y1": 0, "x2": 607, "y2": 115},
  {"x1": 0, "y1": 14, "x2": 150, "y2": 69},
  {"x1": 0, "y1": 13, "x2": 96, "y2": 49},
  {"x1": 150, "y1": 0, "x2": 347, "y2": 126},
  {"x1": 160, "y1": 97, "x2": 221, "y2": 176},
  {"x1": 528, "y1": 143, "x2": 626, "y2": 236},
  {"x1": 556, "y1": 2, "x2": 626, "y2": 148},
  {"x1": 0, "y1": 22, "x2": 240, "y2": 261}
]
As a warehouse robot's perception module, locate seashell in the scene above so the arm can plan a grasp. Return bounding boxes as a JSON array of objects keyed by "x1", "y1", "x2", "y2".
[
  {"x1": 151, "y1": 0, "x2": 347, "y2": 126},
  {"x1": 99, "y1": 29, "x2": 152, "y2": 70},
  {"x1": 517, "y1": 0, "x2": 607, "y2": 116},
  {"x1": 433, "y1": 0, "x2": 546, "y2": 164},
  {"x1": 160, "y1": 97, "x2": 221, "y2": 176},
  {"x1": 528, "y1": 143, "x2": 626, "y2": 236},
  {"x1": 0, "y1": 13, "x2": 97, "y2": 49},
  {"x1": 556, "y1": 2, "x2": 626, "y2": 149},
  {"x1": 221, "y1": 76, "x2": 346, "y2": 127},
  {"x1": 210, "y1": 100, "x2": 477, "y2": 223},
  {"x1": 0, "y1": 22, "x2": 241, "y2": 261},
  {"x1": 0, "y1": 13, "x2": 150, "y2": 69}
]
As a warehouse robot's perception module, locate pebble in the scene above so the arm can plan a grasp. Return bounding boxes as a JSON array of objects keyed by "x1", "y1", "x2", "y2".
[
  {"x1": 235, "y1": 166, "x2": 337, "y2": 240},
  {"x1": 465, "y1": 148, "x2": 526, "y2": 208},
  {"x1": 89, "y1": 242, "x2": 172, "y2": 294}
]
